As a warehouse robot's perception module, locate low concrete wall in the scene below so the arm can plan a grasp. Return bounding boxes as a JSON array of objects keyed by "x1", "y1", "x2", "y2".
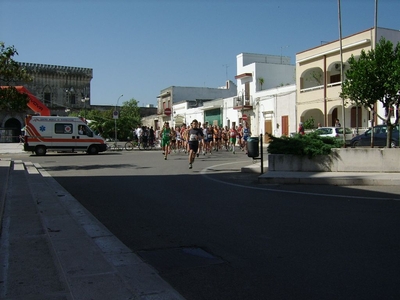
[{"x1": 268, "y1": 148, "x2": 400, "y2": 172}]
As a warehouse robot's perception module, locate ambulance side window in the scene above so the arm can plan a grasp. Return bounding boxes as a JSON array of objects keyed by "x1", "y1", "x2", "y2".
[{"x1": 55, "y1": 123, "x2": 73, "y2": 134}]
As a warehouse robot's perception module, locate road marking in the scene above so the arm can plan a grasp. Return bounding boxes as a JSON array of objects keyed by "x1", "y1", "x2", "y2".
[{"x1": 201, "y1": 161, "x2": 400, "y2": 201}]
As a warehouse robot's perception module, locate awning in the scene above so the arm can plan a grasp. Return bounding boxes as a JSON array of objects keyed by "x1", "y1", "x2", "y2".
[
  {"x1": 201, "y1": 105, "x2": 222, "y2": 110},
  {"x1": 157, "y1": 91, "x2": 171, "y2": 98},
  {"x1": 235, "y1": 73, "x2": 252, "y2": 79}
]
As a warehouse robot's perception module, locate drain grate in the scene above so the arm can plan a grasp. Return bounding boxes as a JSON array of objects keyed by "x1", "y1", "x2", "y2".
[{"x1": 137, "y1": 247, "x2": 225, "y2": 272}]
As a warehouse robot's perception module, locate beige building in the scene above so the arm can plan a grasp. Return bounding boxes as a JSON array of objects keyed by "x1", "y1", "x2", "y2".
[{"x1": 296, "y1": 27, "x2": 400, "y2": 129}]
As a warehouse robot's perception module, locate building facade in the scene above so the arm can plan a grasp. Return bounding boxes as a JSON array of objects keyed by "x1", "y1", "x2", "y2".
[
  {"x1": 0, "y1": 62, "x2": 93, "y2": 142},
  {"x1": 155, "y1": 80, "x2": 237, "y2": 129},
  {"x1": 148, "y1": 52, "x2": 296, "y2": 137},
  {"x1": 296, "y1": 27, "x2": 400, "y2": 130}
]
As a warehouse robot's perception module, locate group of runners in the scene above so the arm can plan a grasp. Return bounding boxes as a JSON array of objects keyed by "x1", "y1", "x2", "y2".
[{"x1": 158, "y1": 120, "x2": 251, "y2": 169}]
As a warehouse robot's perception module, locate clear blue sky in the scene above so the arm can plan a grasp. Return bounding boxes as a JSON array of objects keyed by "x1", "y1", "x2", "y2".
[{"x1": 1, "y1": 0, "x2": 399, "y2": 107}]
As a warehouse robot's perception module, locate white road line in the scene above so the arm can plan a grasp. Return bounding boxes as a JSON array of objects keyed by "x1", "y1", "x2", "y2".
[{"x1": 201, "y1": 161, "x2": 400, "y2": 201}]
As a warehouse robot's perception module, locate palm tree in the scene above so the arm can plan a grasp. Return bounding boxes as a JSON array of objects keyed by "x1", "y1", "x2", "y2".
[{"x1": 258, "y1": 77, "x2": 264, "y2": 91}]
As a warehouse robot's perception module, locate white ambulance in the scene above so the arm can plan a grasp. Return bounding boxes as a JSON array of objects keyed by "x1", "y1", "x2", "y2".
[{"x1": 24, "y1": 115, "x2": 107, "y2": 155}]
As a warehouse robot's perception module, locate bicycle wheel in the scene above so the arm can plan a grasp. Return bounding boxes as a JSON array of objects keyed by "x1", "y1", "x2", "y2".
[
  {"x1": 125, "y1": 142, "x2": 134, "y2": 151},
  {"x1": 139, "y1": 142, "x2": 145, "y2": 150}
]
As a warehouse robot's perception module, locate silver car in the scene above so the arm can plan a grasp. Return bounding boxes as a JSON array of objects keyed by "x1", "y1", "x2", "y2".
[{"x1": 314, "y1": 127, "x2": 354, "y2": 145}]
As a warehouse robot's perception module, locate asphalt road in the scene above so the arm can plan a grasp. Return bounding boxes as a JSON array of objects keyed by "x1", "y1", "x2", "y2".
[{"x1": 6, "y1": 149, "x2": 400, "y2": 300}]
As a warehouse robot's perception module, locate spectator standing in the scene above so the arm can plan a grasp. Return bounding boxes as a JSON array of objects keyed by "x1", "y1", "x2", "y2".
[
  {"x1": 149, "y1": 126, "x2": 155, "y2": 146},
  {"x1": 298, "y1": 122, "x2": 305, "y2": 135},
  {"x1": 136, "y1": 125, "x2": 143, "y2": 143}
]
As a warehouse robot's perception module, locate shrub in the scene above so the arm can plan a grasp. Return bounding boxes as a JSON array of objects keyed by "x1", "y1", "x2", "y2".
[{"x1": 267, "y1": 132, "x2": 344, "y2": 158}]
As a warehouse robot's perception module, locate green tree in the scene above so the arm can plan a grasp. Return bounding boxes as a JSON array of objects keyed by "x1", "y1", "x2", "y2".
[
  {"x1": 0, "y1": 42, "x2": 32, "y2": 111},
  {"x1": 119, "y1": 98, "x2": 141, "y2": 139},
  {"x1": 341, "y1": 38, "x2": 400, "y2": 147},
  {"x1": 69, "y1": 108, "x2": 113, "y2": 138},
  {"x1": 303, "y1": 116, "x2": 315, "y2": 129}
]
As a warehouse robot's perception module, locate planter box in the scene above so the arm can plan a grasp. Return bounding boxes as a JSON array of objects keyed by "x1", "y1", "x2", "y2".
[{"x1": 268, "y1": 148, "x2": 400, "y2": 172}]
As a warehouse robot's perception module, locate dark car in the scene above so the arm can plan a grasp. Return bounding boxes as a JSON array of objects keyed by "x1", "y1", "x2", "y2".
[{"x1": 350, "y1": 125, "x2": 400, "y2": 147}]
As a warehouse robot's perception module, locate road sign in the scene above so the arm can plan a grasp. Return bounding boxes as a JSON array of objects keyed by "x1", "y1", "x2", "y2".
[
  {"x1": 113, "y1": 110, "x2": 119, "y2": 119},
  {"x1": 242, "y1": 114, "x2": 248, "y2": 121},
  {"x1": 164, "y1": 108, "x2": 171, "y2": 116}
]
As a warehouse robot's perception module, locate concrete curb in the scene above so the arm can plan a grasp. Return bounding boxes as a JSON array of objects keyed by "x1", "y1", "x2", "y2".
[
  {"x1": 0, "y1": 159, "x2": 11, "y2": 234},
  {"x1": 258, "y1": 171, "x2": 400, "y2": 186},
  {"x1": 0, "y1": 160, "x2": 186, "y2": 299}
]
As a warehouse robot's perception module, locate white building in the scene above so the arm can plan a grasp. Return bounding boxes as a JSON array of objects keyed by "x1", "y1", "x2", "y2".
[
  {"x1": 143, "y1": 52, "x2": 297, "y2": 140},
  {"x1": 155, "y1": 81, "x2": 237, "y2": 129},
  {"x1": 230, "y1": 53, "x2": 296, "y2": 141}
]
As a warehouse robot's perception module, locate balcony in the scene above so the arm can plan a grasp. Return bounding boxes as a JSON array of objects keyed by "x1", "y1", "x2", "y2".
[{"x1": 233, "y1": 96, "x2": 253, "y2": 110}]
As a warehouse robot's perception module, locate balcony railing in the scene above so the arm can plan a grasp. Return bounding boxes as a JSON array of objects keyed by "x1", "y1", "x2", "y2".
[
  {"x1": 233, "y1": 96, "x2": 253, "y2": 109},
  {"x1": 300, "y1": 81, "x2": 342, "y2": 93}
]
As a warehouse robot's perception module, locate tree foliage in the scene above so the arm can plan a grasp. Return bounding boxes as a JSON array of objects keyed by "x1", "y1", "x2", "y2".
[
  {"x1": 0, "y1": 42, "x2": 32, "y2": 112},
  {"x1": 341, "y1": 38, "x2": 400, "y2": 147}
]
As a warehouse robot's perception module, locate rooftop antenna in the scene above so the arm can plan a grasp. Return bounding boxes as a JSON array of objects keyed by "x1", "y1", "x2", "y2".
[
  {"x1": 223, "y1": 64, "x2": 229, "y2": 80},
  {"x1": 280, "y1": 46, "x2": 289, "y2": 64}
]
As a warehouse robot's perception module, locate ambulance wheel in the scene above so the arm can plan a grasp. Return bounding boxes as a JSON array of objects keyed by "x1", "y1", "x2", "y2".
[
  {"x1": 87, "y1": 145, "x2": 99, "y2": 155},
  {"x1": 35, "y1": 146, "x2": 47, "y2": 156}
]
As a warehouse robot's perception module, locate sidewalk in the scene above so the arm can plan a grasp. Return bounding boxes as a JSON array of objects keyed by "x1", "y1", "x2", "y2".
[
  {"x1": 0, "y1": 143, "x2": 25, "y2": 154},
  {"x1": 0, "y1": 159, "x2": 185, "y2": 300},
  {"x1": 241, "y1": 159, "x2": 400, "y2": 186}
]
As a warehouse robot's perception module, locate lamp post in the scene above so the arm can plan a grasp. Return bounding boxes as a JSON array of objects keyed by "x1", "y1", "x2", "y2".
[
  {"x1": 81, "y1": 97, "x2": 89, "y2": 119},
  {"x1": 65, "y1": 87, "x2": 75, "y2": 105},
  {"x1": 80, "y1": 88, "x2": 90, "y2": 120},
  {"x1": 114, "y1": 94, "x2": 123, "y2": 146}
]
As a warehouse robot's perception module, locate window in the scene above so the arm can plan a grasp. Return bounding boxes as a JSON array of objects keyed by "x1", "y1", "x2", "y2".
[
  {"x1": 70, "y1": 94, "x2": 76, "y2": 105},
  {"x1": 55, "y1": 123, "x2": 73, "y2": 134},
  {"x1": 330, "y1": 74, "x2": 341, "y2": 84},
  {"x1": 44, "y1": 92, "x2": 51, "y2": 105},
  {"x1": 245, "y1": 82, "x2": 250, "y2": 101}
]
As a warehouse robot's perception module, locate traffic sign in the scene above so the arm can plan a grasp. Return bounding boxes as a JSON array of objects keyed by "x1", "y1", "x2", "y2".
[
  {"x1": 113, "y1": 110, "x2": 119, "y2": 119},
  {"x1": 164, "y1": 108, "x2": 172, "y2": 116},
  {"x1": 242, "y1": 114, "x2": 248, "y2": 121}
]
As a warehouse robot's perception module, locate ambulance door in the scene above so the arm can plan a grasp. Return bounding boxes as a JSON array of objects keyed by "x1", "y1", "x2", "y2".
[
  {"x1": 54, "y1": 122, "x2": 76, "y2": 150},
  {"x1": 76, "y1": 124, "x2": 91, "y2": 149}
]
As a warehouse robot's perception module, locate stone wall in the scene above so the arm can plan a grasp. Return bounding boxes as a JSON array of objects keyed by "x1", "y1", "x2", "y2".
[{"x1": 268, "y1": 148, "x2": 400, "y2": 172}]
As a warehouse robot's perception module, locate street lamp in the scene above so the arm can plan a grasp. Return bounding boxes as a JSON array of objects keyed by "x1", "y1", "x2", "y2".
[
  {"x1": 81, "y1": 97, "x2": 90, "y2": 119},
  {"x1": 80, "y1": 88, "x2": 90, "y2": 120},
  {"x1": 114, "y1": 94, "x2": 123, "y2": 146},
  {"x1": 65, "y1": 87, "x2": 75, "y2": 104}
]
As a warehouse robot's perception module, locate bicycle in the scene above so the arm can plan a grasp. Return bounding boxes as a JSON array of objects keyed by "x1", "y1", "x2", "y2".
[
  {"x1": 107, "y1": 142, "x2": 123, "y2": 151},
  {"x1": 138, "y1": 138, "x2": 154, "y2": 150},
  {"x1": 125, "y1": 139, "x2": 139, "y2": 151}
]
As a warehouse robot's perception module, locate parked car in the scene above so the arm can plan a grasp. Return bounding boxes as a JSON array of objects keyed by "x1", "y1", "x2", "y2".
[
  {"x1": 314, "y1": 127, "x2": 354, "y2": 145},
  {"x1": 350, "y1": 125, "x2": 400, "y2": 148}
]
